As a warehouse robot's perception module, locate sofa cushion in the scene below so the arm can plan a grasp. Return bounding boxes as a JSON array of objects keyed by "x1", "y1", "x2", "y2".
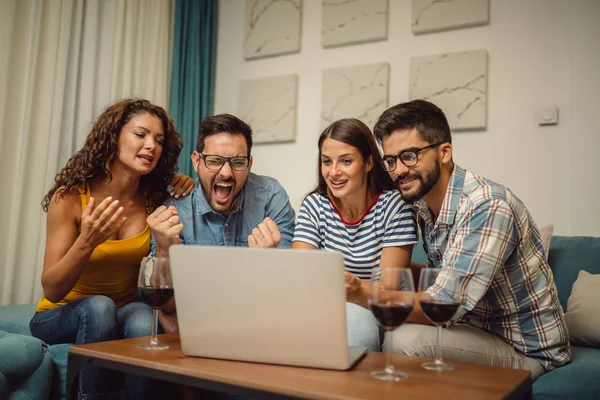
[
  {"x1": 412, "y1": 238, "x2": 428, "y2": 265},
  {"x1": 565, "y1": 270, "x2": 600, "y2": 347},
  {"x1": 0, "y1": 304, "x2": 36, "y2": 335},
  {"x1": 547, "y1": 236, "x2": 600, "y2": 311},
  {"x1": 0, "y1": 331, "x2": 46, "y2": 381},
  {"x1": 539, "y1": 224, "x2": 554, "y2": 261},
  {"x1": 0, "y1": 304, "x2": 71, "y2": 399},
  {"x1": 533, "y1": 345, "x2": 600, "y2": 400},
  {"x1": 10, "y1": 344, "x2": 53, "y2": 400}
]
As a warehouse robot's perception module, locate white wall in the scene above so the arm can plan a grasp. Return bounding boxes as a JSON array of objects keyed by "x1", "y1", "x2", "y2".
[
  {"x1": 569, "y1": 0, "x2": 600, "y2": 236},
  {"x1": 214, "y1": 0, "x2": 600, "y2": 236}
]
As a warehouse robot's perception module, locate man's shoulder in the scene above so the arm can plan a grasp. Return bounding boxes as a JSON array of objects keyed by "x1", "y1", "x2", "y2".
[
  {"x1": 453, "y1": 169, "x2": 532, "y2": 229},
  {"x1": 461, "y1": 169, "x2": 516, "y2": 207},
  {"x1": 246, "y1": 172, "x2": 285, "y2": 194},
  {"x1": 163, "y1": 185, "x2": 200, "y2": 210}
]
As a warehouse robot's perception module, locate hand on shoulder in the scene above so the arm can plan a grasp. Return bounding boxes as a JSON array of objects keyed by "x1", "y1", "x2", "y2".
[{"x1": 168, "y1": 173, "x2": 195, "y2": 199}]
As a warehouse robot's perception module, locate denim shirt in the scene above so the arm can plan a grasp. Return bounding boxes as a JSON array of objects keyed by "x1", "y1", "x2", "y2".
[{"x1": 151, "y1": 173, "x2": 296, "y2": 254}]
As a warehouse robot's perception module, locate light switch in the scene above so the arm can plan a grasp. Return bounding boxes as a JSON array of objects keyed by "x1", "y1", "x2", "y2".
[{"x1": 537, "y1": 106, "x2": 559, "y2": 125}]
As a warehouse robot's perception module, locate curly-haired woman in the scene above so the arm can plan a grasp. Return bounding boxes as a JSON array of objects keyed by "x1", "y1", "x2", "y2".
[{"x1": 30, "y1": 99, "x2": 190, "y2": 399}]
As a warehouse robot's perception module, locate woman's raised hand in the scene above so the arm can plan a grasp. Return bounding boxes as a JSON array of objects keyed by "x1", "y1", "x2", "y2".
[{"x1": 78, "y1": 196, "x2": 126, "y2": 248}]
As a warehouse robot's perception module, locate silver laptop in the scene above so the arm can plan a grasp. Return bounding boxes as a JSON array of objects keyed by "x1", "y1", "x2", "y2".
[{"x1": 169, "y1": 245, "x2": 367, "y2": 370}]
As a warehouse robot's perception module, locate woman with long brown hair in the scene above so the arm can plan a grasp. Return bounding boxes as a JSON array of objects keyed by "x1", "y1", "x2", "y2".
[
  {"x1": 30, "y1": 98, "x2": 189, "y2": 399},
  {"x1": 292, "y1": 118, "x2": 417, "y2": 351}
]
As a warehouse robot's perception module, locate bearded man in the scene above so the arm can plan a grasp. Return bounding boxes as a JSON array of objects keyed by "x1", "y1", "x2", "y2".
[{"x1": 374, "y1": 100, "x2": 570, "y2": 380}]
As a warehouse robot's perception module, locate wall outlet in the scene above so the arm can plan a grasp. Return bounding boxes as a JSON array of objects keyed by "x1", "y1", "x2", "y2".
[{"x1": 537, "y1": 106, "x2": 559, "y2": 125}]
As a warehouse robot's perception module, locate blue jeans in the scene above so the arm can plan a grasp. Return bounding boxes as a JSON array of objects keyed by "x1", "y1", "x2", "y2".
[
  {"x1": 30, "y1": 295, "x2": 158, "y2": 399},
  {"x1": 346, "y1": 302, "x2": 381, "y2": 352}
]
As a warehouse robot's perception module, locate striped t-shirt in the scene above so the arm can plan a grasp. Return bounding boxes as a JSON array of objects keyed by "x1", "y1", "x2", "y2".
[{"x1": 293, "y1": 190, "x2": 417, "y2": 280}]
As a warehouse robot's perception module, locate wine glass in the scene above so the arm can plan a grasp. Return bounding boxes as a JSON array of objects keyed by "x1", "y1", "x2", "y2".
[
  {"x1": 418, "y1": 268, "x2": 460, "y2": 371},
  {"x1": 369, "y1": 267, "x2": 415, "y2": 381},
  {"x1": 138, "y1": 256, "x2": 174, "y2": 350}
]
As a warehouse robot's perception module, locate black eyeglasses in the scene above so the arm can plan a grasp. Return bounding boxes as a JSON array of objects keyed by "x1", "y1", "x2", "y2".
[
  {"x1": 198, "y1": 153, "x2": 250, "y2": 171},
  {"x1": 381, "y1": 143, "x2": 442, "y2": 171}
]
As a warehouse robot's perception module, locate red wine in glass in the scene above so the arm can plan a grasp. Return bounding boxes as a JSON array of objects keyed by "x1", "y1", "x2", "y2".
[
  {"x1": 419, "y1": 300, "x2": 460, "y2": 324},
  {"x1": 138, "y1": 256, "x2": 173, "y2": 350},
  {"x1": 139, "y1": 286, "x2": 174, "y2": 309},
  {"x1": 370, "y1": 302, "x2": 413, "y2": 330},
  {"x1": 418, "y1": 268, "x2": 459, "y2": 371},
  {"x1": 369, "y1": 267, "x2": 415, "y2": 381}
]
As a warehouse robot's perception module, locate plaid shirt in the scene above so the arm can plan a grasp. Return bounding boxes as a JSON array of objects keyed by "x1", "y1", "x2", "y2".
[{"x1": 417, "y1": 165, "x2": 570, "y2": 370}]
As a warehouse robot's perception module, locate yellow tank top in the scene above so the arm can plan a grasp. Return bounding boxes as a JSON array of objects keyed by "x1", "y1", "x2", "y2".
[{"x1": 36, "y1": 186, "x2": 151, "y2": 312}]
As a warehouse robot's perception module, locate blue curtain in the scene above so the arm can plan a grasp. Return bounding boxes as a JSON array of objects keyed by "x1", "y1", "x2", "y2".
[{"x1": 170, "y1": 0, "x2": 217, "y2": 176}]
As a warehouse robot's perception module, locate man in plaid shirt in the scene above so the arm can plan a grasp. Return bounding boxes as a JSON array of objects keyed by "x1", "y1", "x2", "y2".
[{"x1": 373, "y1": 100, "x2": 570, "y2": 379}]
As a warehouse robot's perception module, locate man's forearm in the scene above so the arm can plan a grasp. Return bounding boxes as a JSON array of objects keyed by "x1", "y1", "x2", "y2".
[
  {"x1": 155, "y1": 236, "x2": 181, "y2": 258},
  {"x1": 155, "y1": 246, "x2": 170, "y2": 258}
]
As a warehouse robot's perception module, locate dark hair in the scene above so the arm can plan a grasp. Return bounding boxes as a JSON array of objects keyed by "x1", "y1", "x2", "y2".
[
  {"x1": 312, "y1": 118, "x2": 395, "y2": 195},
  {"x1": 373, "y1": 100, "x2": 452, "y2": 145},
  {"x1": 196, "y1": 114, "x2": 253, "y2": 156},
  {"x1": 42, "y1": 98, "x2": 183, "y2": 212}
]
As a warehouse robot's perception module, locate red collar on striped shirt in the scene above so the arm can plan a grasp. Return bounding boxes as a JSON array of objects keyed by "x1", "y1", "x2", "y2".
[{"x1": 329, "y1": 193, "x2": 382, "y2": 225}]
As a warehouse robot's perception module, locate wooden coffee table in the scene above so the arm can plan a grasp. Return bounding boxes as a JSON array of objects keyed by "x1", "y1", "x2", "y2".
[{"x1": 67, "y1": 333, "x2": 531, "y2": 400}]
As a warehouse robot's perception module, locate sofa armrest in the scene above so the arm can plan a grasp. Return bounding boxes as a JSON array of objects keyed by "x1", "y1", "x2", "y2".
[{"x1": 0, "y1": 304, "x2": 37, "y2": 336}]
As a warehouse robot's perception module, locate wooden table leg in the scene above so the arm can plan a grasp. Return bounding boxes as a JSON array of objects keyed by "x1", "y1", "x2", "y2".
[{"x1": 66, "y1": 353, "x2": 91, "y2": 400}]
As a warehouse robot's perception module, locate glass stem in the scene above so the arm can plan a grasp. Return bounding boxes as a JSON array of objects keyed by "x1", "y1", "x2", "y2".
[
  {"x1": 435, "y1": 325, "x2": 443, "y2": 364},
  {"x1": 150, "y1": 309, "x2": 159, "y2": 346},
  {"x1": 385, "y1": 329, "x2": 394, "y2": 373}
]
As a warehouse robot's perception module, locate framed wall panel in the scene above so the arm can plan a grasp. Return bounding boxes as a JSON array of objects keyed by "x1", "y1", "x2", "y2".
[
  {"x1": 322, "y1": 0, "x2": 388, "y2": 48},
  {"x1": 244, "y1": 0, "x2": 302, "y2": 60},
  {"x1": 412, "y1": 0, "x2": 489, "y2": 35},
  {"x1": 321, "y1": 63, "x2": 389, "y2": 130},
  {"x1": 410, "y1": 50, "x2": 488, "y2": 130},
  {"x1": 239, "y1": 74, "x2": 298, "y2": 144}
]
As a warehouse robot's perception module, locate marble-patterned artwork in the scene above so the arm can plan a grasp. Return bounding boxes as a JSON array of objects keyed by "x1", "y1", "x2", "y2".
[
  {"x1": 410, "y1": 50, "x2": 488, "y2": 130},
  {"x1": 244, "y1": 0, "x2": 302, "y2": 60},
  {"x1": 239, "y1": 74, "x2": 298, "y2": 144},
  {"x1": 412, "y1": 0, "x2": 489, "y2": 35},
  {"x1": 322, "y1": 0, "x2": 388, "y2": 48},
  {"x1": 321, "y1": 63, "x2": 389, "y2": 130}
]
